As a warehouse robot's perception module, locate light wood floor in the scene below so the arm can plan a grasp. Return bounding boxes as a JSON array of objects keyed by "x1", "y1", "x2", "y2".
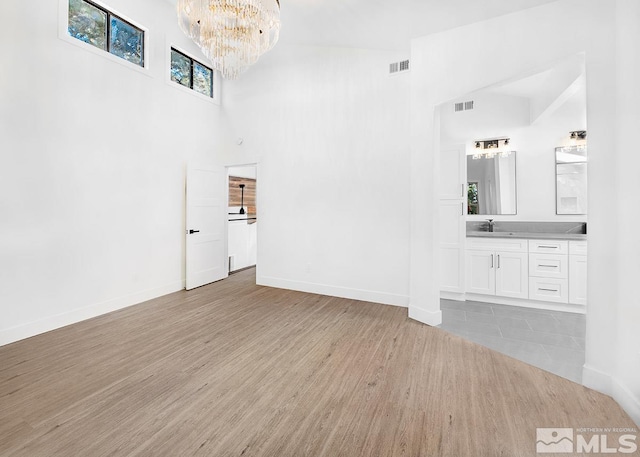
[{"x1": 0, "y1": 269, "x2": 636, "y2": 456}]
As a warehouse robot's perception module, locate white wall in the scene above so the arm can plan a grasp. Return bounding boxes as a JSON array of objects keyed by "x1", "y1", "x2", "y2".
[
  {"x1": 224, "y1": 44, "x2": 412, "y2": 306},
  {"x1": 410, "y1": 0, "x2": 639, "y2": 424},
  {"x1": 614, "y1": 0, "x2": 640, "y2": 424},
  {"x1": 0, "y1": 0, "x2": 236, "y2": 345}
]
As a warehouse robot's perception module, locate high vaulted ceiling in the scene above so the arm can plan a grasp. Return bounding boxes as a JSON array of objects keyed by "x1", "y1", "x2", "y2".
[{"x1": 165, "y1": 0, "x2": 560, "y2": 50}]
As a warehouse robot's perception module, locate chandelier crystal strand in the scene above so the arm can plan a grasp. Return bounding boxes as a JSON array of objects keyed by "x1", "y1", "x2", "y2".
[{"x1": 177, "y1": 0, "x2": 280, "y2": 79}]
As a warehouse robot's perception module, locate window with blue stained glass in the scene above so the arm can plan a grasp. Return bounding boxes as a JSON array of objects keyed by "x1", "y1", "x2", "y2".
[
  {"x1": 193, "y1": 62, "x2": 213, "y2": 98},
  {"x1": 171, "y1": 49, "x2": 191, "y2": 87},
  {"x1": 109, "y1": 16, "x2": 144, "y2": 67},
  {"x1": 67, "y1": 0, "x2": 144, "y2": 68},
  {"x1": 170, "y1": 48, "x2": 214, "y2": 99},
  {"x1": 68, "y1": 0, "x2": 106, "y2": 50}
]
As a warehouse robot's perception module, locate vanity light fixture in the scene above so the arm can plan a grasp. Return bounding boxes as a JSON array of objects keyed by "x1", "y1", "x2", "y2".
[
  {"x1": 570, "y1": 130, "x2": 587, "y2": 141},
  {"x1": 563, "y1": 130, "x2": 587, "y2": 152},
  {"x1": 472, "y1": 138, "x2": 514, "y2": 160}
]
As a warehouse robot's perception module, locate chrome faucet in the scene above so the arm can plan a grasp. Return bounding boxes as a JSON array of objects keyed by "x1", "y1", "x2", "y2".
[{"x1": 486, "y1": 219, "x2": 494, "y2": 232}]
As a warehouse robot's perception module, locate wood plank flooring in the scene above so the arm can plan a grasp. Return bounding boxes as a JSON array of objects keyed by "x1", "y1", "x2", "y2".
[{"x1": 0, "y1": 268, "x2": 636, "y2": 456}]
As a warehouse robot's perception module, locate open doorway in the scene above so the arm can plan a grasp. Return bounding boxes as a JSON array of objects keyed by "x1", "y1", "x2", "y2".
[
  {"x1": 435, "y1": 55, "x2": 588, "y2": 383},
  {"x1": 227, "y1": 165, "x2": 257, "y2": 274}
]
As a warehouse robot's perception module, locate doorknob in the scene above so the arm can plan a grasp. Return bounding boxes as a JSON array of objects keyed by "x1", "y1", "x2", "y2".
[{"x1": 188, "y1": 229, "x2": 200, "y2": 234}]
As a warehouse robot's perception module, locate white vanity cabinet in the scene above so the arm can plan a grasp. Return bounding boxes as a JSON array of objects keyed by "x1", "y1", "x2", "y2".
[
  {"x1": 465, "y1": 236, "x2": 587, "y2": 311},
  {"x1": 465, "y1": 238, "x2": 528, "y2": 299}
]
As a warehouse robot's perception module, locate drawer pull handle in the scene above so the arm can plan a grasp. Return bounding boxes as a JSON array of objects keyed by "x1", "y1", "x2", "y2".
[
  {"x1": 538, "y1": 245, "x2": 558, "y2": 249},
  {"x1": 539, "y1": 264, "x2": 558, "y2": 268},
  {"x1": 538, "y1": 288, "x2": 558, "y2": 292}
]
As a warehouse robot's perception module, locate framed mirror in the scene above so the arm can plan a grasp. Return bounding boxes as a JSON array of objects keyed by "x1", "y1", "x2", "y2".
[
  {"x1": 555, "y1": 145, "x2": 587, "y2": 214},
  {"x1": 466, "y1": 153, "x2": 517, "y2": 215}
]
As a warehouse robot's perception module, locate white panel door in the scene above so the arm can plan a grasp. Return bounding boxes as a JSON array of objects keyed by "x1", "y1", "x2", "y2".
[
  {"x1": 186, "y1": 163, "x2": 228, "y2": 290},
  {"x1": 466, "y1": 250, "x2": 495, "y2": 295},
  {"x1": 495, "y1": 251, "x2": 528, "y2": 299}
]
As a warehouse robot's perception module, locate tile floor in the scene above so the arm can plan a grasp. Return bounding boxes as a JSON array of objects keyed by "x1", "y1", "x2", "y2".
[{"x1": 438, "y1": 299, "x2": 586, "y2": 383}]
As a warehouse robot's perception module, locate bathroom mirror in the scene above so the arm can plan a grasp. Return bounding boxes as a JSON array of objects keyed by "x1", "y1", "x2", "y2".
[
  {"x1": 556, "y1": 145, "x2": 587, "y2": 214},
  {"x1": 466, "y1": 153, "x2": 517, "y2": 215}
]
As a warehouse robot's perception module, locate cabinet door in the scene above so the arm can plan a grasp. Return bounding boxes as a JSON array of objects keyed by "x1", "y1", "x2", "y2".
[
  {"x1": 439, "y1": 147, "x2": 465, "y2": 199},
  {"x1": 466, "y1": 250, "x2": 495, "y2": 295},
  {"x1": 439, "y1": 201, "x2": 465, "y2": 293},
  {"x1": 495, "y1": 251, "x2": 529, "y2": 299},
  {"x1": 440, "y1": 247, "x2": 463, "y2": 292},
  {"x1": 569, "y1": 255, "x2": 587, "y2": 305}
]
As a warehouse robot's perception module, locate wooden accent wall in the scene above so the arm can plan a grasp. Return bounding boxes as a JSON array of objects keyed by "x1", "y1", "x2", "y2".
[{"x1": 229, "y1": 176, "x2": 256, "y2": 215}]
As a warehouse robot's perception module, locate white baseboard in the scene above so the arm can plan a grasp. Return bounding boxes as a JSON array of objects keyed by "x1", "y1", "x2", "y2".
[
  {"x1": 583, "y1": 364, "x2": 640, "y2": 427},
  {"x1": 466, "y1": 293, "x2": 586, "y2": 314},
  {"x1": 612, "y1": 378, "x2": 640, "y2": 427},
  {"x1": 440, "y1": 291, "x2": 466, "y2": 302},
  {"x1": 583, "y1": 364, "x2": 613, "y2": 393},
  {"x1": 0, "y1": 281, "x2": 184, "y2": 347},
  {"x1": 408, "y1": 306, "x2": 443, "y2": 327},
  {"x1": 256, "y1": 276, "x2": 409, "y2": 308}
]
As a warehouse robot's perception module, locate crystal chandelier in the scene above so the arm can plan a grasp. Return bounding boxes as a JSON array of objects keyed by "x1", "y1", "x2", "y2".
[{"x1": 176, "y1": 0, "x2": 281, "y2": 79}]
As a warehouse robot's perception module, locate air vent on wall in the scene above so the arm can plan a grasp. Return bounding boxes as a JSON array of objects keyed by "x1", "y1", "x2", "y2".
[
  {"x1": 389, "y1": 59, "x2": 410, "y2": 75},
  {"x1": 455, "y1": 100, "x2": 474, "y2": 112}
]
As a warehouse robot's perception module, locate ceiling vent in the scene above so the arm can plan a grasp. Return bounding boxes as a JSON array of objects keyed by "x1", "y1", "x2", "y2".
[
  {"x1": 389, "y1": 59, "x2": 410, "y2": 75},
  {"x1": 455, "y1": 100, "x2": 474, "y2": 112}
]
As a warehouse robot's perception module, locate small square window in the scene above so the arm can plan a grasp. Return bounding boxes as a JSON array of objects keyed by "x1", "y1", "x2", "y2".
[
  {"x1": 193, "y1": 62, "x2": 213, "y2": 98},
  {"x1": 171, "y1": 49, "x2": 192, "y2": 87},
  {"x1": 68, "y1": 0, "x2": 107, "y2": 50},
  {"x1": 109, "y1": 16, "x2": 144, "y2": 67}
]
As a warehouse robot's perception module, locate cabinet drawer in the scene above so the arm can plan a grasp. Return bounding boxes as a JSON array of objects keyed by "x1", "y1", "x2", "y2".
[
  {"x1": 569, "y1": 241, "x2": 588, "y2": 255},
  {"x1": 529, "y1": 277, "x2": 569, "y2": 303},
  {"x1": 529, "y1": 254, "x2": 568, "y2": 279},
  {"x1": 528, "y1": 240, "x2": 568, "y2": 254},
  {"x1": 467, "y1": 238, "x2": 528, "y2": 252}
]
